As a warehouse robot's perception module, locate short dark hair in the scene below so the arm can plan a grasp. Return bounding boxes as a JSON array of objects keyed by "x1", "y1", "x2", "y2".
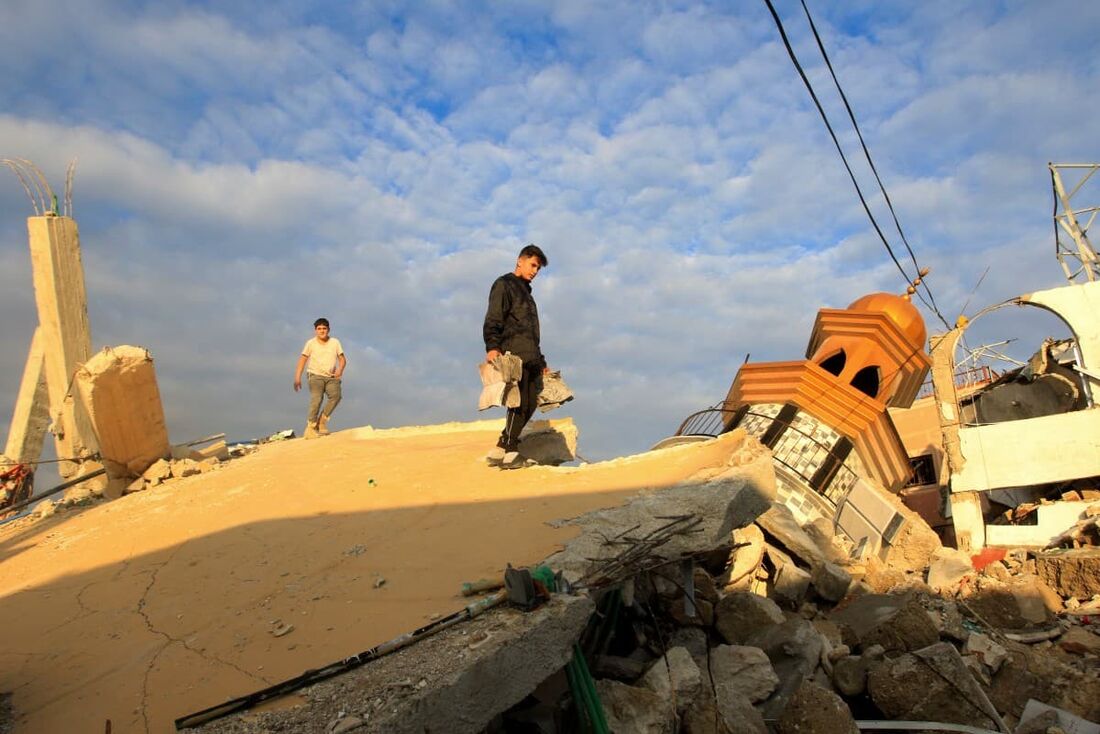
[
  {"x1": 314, "y1": 318, "x2": 330, "y2": 328},
  {"x1": 519, "y1": 243, "x2": 548, "y2": 267}
]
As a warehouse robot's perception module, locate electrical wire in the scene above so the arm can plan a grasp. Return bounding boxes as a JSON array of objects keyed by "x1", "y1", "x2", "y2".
[
  {"x1": 763, "y1": 0, "x2": 952, "y2": 330},
  {"x1": 797, "y1": 0, "x2": 952, "y2": 330}
]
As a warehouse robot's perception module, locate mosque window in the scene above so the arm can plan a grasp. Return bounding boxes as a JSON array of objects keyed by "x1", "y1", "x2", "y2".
[
  {"x1": 851, "y1": 366, "x2": 880, "y2": 398},
  {"x1": 819, "y1": 350, "x2": 846, "y2": 376}
]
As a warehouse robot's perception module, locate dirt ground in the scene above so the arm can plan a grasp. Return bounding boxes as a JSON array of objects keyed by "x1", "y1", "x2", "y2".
[{"x1": 0, "y1": 419, "x2": 741, "y2": 734}]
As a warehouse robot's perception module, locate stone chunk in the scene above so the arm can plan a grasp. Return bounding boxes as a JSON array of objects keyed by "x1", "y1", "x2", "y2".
[
  {"x1": 1034, "y1": 548, "x2": 1100, "y2": 599},
  {"x1": 746, "y1": 618, "x2": 824, "y2": 721},
  {"x1": 964, "y1": 632, "x2": 1008, "y2": 673},
  {"x1": 830, "y1": 655, "x2": 866, "y2": 696},
  {"x1": 867, "y1": 642, "x2": 1000, "y2": 730},
  {"x1": 518, "y1": 419, "x2": 577, "y2": 466},
  {"x1": 639, "y1": 646, "x2": 702, "y2": 713},
  {"x1": 710, "y1": 645, "x2": 778, "y2": 704},
  {"x1": 726, "y1": 523, "x2": 766, "y2": 591},
  {"x1": 170, "y1": 458, "x2": 201, "y2": 479},
  {"x1": 683, "y1": 689, "x2": 767, "y2": 734},
  {"x1": 74, "y1": 345, "x2": 169, "y2": 477},
  {"x1": 810, "y1": 561, "x2": 851, "y2": 603},
  {"x1": 758, "y1": 503, "x2": 827, "y2": 568},
  {"x1": 142, "y1": 458, "x2": 171, "y2": 485},
  {"x1": 596, "y1": 679, "x2": 674, "y2": 734},
  {"x1": 1059, "y1": 626, "x2": 1100, "y2": 656},
  {"x1": 830, "y1": 593, "x2": 939, "y2": 653},
  {"x1": 715, "y1": 592, "x2": 785, "y2": 645},
  {"x1": 775, "y1": 680, "x2": 858, "y2": 734},
  {"x1": 926, "y1": 547, "x2": 975, "y2": 593},
  {"x1": 962, "y1": 576, "x2": 1062, "y2": 629},
  {"x1": 767, "y1": 544, "x2": 811, "y2": 605}
]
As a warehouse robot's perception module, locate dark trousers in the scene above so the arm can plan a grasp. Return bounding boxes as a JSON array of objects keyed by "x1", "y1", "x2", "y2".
[{"x1": 498, "y1": 364, "x2": 543, "y2": 452}]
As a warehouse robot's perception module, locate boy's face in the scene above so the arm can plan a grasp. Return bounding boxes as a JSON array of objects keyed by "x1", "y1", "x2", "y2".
[
  {"x1": 514, "y1": 255, "x2": 542, "y2": 282},
  {"x1": 315, "y1": 324, "x2": 330, "y2": 341}
]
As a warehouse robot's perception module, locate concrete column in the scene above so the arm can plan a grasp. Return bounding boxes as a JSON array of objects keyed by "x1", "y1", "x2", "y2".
[
  {"x1": 949, "y1": 491, "x2": 986, "y2": 553},
  {"x1": 27, "y1": 214, "x2": 99, "y2": 477},
  {"x1": 3, "y1": 328, "x2": 51, "y2": 464}
]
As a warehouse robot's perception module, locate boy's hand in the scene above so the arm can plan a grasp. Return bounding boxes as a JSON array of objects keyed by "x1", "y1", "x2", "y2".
[
  {"x1": 486, "y1": 349, "x2": 501, "y2": 363},
  {"x1": 293, "y1": 378, "x2": 301, "y2": 392}
]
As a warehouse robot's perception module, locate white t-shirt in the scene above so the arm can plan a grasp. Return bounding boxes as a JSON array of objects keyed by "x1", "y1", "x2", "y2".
[{"x1": 302, "y1": 337, "x2": 344, "y2": 377}]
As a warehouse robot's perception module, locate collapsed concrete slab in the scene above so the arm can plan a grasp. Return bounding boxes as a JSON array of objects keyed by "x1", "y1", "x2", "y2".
[
  {"x1": 830, "y1": 593, "x2": 939, "y2": 653},
  {"x1": 195, "y1": 594, "x2": 593, "y2": 734},
  {"x1": 546, "y1": 430, "x2": 776, "y2": 584},
  {"x1": 74, "y1": 345, "x2": 169, "y2": 478}
]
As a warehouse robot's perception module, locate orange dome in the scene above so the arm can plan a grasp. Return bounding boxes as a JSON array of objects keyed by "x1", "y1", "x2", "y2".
[{"x1": 847, "y1": 292, "x2": 927, "y2": 348}]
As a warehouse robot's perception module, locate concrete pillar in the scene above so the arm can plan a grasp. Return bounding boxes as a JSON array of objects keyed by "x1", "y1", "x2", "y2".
[
  {"x1": 949, "y1": 491, "x2": 985, "y2": 553},
  {"x1": 75, "y1": 345, "x2": 169, "y2": 479},
  {"x1": 3, "y1": 328, "x2": 50, "y2": 464},
  {"x1": 27, "y1": 214, "x2": 99, "y2": 477},
  {"x1": 929, "y1": 330, "x2": 986, "y2": 550}
]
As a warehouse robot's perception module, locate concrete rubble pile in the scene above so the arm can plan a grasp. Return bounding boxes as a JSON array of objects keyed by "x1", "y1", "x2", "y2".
[{"x1": 192, "y1": 433, "x2": 1100, "y2": 734}]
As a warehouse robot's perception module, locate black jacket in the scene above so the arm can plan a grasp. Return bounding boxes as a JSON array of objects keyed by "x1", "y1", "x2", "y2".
[{"x1": 483, "y1": 273, "x2": 545, "y2": 368}]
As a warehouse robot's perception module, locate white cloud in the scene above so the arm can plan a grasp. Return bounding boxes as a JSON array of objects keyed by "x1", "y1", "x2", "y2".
[{"x1": 2, "y1": 0, "x2": 1098, "y2": 465}]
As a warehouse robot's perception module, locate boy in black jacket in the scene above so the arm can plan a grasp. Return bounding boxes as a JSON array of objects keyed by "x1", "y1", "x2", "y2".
[{"x1": 483, "y1": 244, "x2": 549, "y2": 468}]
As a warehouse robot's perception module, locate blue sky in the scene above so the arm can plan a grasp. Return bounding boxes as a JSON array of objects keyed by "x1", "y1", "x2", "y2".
[{"x1": 2, "y1": 0, "x2": 1098, "y2": 465}]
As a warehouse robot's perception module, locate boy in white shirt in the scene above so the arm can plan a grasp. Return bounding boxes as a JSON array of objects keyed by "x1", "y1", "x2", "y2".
[{"x1": 293, "y1": 318, "x2": 346, "y2": 436}]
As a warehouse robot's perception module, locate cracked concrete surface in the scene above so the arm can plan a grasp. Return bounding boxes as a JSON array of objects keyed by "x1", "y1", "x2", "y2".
[{"x1": 0, "y1": 420, "x2": 752, "y2": 733}]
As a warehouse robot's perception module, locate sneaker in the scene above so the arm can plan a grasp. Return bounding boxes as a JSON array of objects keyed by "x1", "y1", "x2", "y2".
[
  {"x1": 500, "y1": 451, "x2": 524, "y2": 470},
  {"x1": 304, "y1": 421, "x2": 319, "y2": 439},
  {"x1": 485, "y1": 446, "x2": 506, "y2": 466},
  {"x1": 318, "y1": 414, "x2": 331, "y2": 435}
]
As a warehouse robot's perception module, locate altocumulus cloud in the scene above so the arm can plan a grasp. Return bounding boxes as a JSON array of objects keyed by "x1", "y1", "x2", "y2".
[{"x1": 1, "y1": 0, "x2": 1098, "y2": 464}]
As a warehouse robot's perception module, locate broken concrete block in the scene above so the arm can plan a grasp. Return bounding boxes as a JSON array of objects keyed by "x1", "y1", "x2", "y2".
[
  {"x1": 726, "y1": 523, "x2": 765, "y2": 591},
  {"x1": 810, "y1": 561, "x2": 851, "y2": 603},
  {"x1": 867, "y1": 642, "x2": 1000, "y2": 730},
  {"x1": 746, "y1": 618, "x2": 824, "y2": 721},
  {"x1": 926, "y1": 547, "x2": 976, "y2": 593},
  {"x1": 1017, "y1": 699, "x2": 1100, "y2": 734},
  {"x1": 1034, "y1": 548, "x2": 1100, "y2": 599},
  {"x1": 1059, "y1": 626, "x2": 1100, "y2": 656},
  {"x1": 831, "y1": 655, "x2": 866, "y2": 696},
  {"x1": 596, "y1": 679, "x2": 674, "y2": 734},
  {"x1": 170, "y1": 458, "x2": 201, "y2": 479},
  {"x1": 775, "y1": 680, "x2": 859, "y2": 734},
  {"x1": 547, "y1": 433, "x2": 776, "y2": 583},
  {"x1": 142, "y1": 458, "x2": 171, "y2": 485},
  {"x1": 683, "y1": 689, "x2": 767, "y2": 734},
  {"x1": 197, "y1": 458, "x2": 219, "y2": 474},
  {"x1": 714, "y1": 591, "x2": 785, "y2": 645},
  {"x1": 964, "y1": 632, "x2": 1008, "y2": 673},
  {"x1": 125, "y1": 477, "x2": 146, "y2": 494},
  {"x1": 667, "y1": 628, "x2": 709, "y2": 667},
  {"x1": 767, "y1": 544, "x2": 811, "y2": 605},
  {"x1": 962, "y1": 576, "x2": 1061, "y2": 629},
  {"x1": 595, "y1": 654, "x2": 647, "y2": 682},
  {"x1": 640, "y1": 646, "x2": 702, "y2": 713},
  {"x1": 34, "y1": 499, "x2": 57, "y2": 518},
  {"x1": 518, "y1": 419, "x2": 577, "y2": 466},
  {"x1": 191, "y1": 440, "x2": 229, "y2": 462},
  {"x1": 830, "y1": 593, "x2": 939, "y2": 653},
  {"x1": 693, "y1": 567, "x2": 719, "y2": 604},
  {"x1": 74, "y1": 345, "x2": 169, "y2": 477},
  {"x1": 710, "y1": 645, "x2": 778, "y2": 704},
  {"x1": 758, "y1": 502, "x2": 827, "y2": 568}
]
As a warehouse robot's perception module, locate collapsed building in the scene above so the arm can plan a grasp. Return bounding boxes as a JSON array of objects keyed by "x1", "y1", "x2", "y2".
[{"x1": 0, "y1": 161, "x2": 1098, "y2": 734}]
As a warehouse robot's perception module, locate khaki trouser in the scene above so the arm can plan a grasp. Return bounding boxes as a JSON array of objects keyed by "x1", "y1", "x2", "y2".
[{"x1": 307, "y1": 374, "x2": 342, "y2": 424}]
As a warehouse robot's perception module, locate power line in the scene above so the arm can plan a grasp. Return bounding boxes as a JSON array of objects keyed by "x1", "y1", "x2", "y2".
[
  {"x1": 797, "y1": 0, "x2": 951, "y2": 330},
  {"x1": 762, "y1": 0, "x2": 952, "y2": 330}
]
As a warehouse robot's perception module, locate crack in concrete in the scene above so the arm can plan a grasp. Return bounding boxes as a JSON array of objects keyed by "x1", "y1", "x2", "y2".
[{"x1": 134, "y1": 545, "x2": 268, "y2": 733}]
